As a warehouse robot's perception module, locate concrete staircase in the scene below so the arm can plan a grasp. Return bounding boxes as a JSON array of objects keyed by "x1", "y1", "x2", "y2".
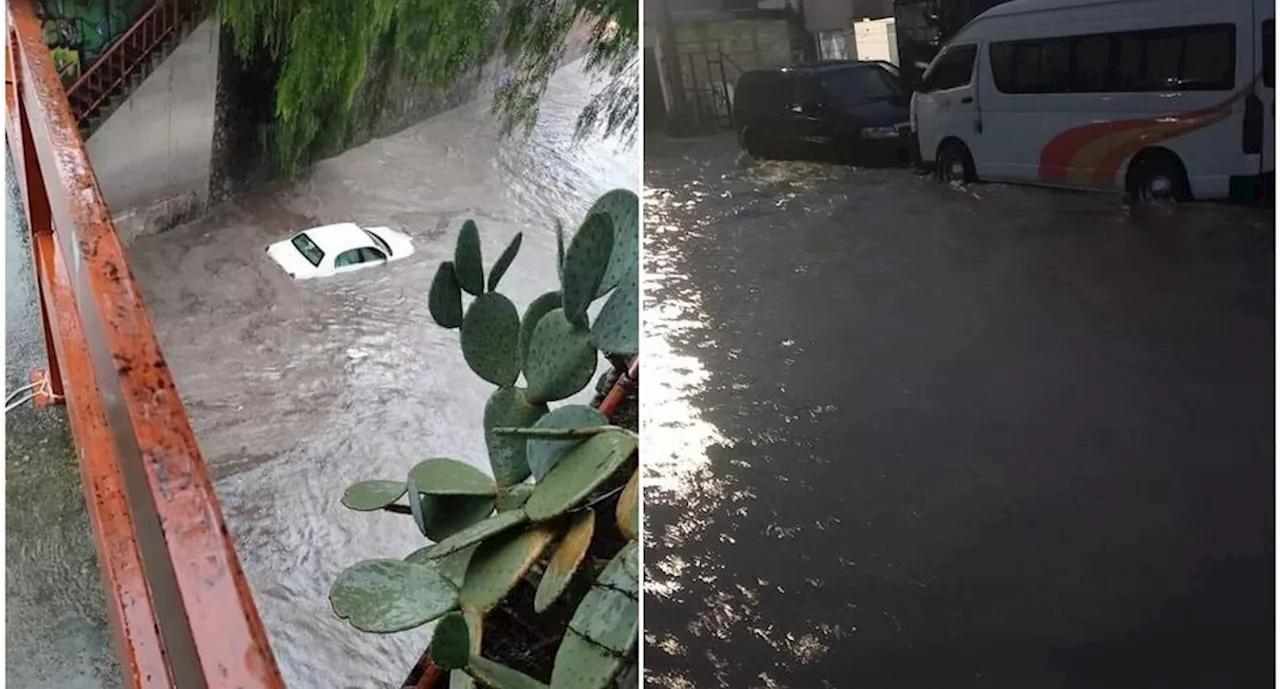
[{"x1": 65, "y1": 0, "x2": 209, "y2": 140}]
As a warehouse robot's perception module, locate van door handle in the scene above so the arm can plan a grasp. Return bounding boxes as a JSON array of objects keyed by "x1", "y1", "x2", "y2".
[{"x1": 961, "y1": 96, "x2": 974, "y2": 104}]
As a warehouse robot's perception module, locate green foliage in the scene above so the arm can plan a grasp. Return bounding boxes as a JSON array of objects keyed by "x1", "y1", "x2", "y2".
[
  {"x1": 219, "y1": 0, "x2": 637, "y2": 177},
  {"x1": 332, "y1": 191, "x2": 639, "y2": 686}
]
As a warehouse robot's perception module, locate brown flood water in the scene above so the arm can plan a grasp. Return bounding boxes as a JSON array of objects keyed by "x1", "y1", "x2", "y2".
[{"x1": 124, "y1": 61, "x2": 636, "y2": 686}]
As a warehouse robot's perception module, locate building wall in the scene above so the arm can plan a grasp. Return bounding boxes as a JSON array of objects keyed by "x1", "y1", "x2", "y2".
[{"x1": 85, "y1": 16, "x2": 219, "y2": 243}]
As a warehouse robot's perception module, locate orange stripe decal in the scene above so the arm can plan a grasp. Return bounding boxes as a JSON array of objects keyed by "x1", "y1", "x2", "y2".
[{"x1": 1037, "y1": 77, "x2": 1260, "y2": 184}]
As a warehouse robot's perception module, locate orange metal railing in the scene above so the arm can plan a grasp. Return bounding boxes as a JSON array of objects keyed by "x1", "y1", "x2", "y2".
[{"x1": 6, "y1": 0, "x2": 284, "y2": 686}]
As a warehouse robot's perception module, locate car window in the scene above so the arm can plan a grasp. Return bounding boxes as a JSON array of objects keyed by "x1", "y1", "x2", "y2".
[
  {"x1": 820, "y1": 66, "x2": 905, "y2": 108},
  {"x1": 363, "y1": 229, "x2": 393, "y2": 256},
  {"x1": 359, "y1": 248, "x2": 387, "y2": 263},
  {"x1": 792, "y1": 74, "x2": 821, "y2": 105},
  {"x1": 291, "y1": 233, "x2": 324, "y2": 267},
  {"x1": 334, "y1": 249, "x2": 363, "y2": 268},
  {"x1": 922, "y1": 44, "x2": 977, "y2": 91}
]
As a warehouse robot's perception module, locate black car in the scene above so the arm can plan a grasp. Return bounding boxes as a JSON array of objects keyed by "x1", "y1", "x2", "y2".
[{"x1": 733, "y1": 60, "x2": 913, "y2": 164}]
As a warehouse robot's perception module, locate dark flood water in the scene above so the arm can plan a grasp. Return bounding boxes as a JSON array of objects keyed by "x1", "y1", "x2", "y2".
[
  {"x1": 123, "y1": 62, "x2": 636, "y2": 686},
  {"x1": 643, "y1": 135, "x2": 1273, "y2": 689}
]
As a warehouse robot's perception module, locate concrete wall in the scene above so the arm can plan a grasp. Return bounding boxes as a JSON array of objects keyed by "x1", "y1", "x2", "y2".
[{"x1": 86, "y1": 17, "x2": 219, "y2": 243}]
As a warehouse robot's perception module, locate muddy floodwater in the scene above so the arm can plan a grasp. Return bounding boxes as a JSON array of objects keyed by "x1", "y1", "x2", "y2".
[
  {"x1": 643, "y1": 135, "x2": 1273, "y2": 688},
  {"x1": 121, "y1": 62, "x2": 635, "y2": 686}
]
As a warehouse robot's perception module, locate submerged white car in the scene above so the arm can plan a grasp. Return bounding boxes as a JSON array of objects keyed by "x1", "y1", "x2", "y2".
[{"x1": 267, "y1": 223, "x2": 414, "y2": 279}]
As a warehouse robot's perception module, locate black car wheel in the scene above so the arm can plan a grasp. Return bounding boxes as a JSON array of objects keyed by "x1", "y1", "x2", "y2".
[
  {"x1": 742, "y1": 130, "x2": 772, "y2": 160},
  {"x1": 936, "y1": 140, "x2": 977, "y2": 184}
]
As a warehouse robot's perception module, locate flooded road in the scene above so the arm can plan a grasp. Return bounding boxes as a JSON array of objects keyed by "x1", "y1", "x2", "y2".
[
  {"x1": 6, "y1": 152, "x2": 120, "y2": 688},
  {"x1": 125, "y1": 61, "x2": 636, "y2": 686},
  {"x1": 643, "y1": 135, "x2": 1273, "y2": 688}
]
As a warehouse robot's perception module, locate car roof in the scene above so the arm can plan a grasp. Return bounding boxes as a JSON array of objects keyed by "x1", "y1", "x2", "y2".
[{"x1": 297, "y1": 223, "x2": 375, "y2": 255}]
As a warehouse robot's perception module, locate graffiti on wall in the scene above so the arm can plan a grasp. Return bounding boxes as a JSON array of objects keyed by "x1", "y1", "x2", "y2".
[{"x1": 37, "y1": 0, "x2": 150, "y2": 84}]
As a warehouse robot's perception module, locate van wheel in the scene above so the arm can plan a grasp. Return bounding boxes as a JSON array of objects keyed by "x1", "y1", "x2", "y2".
[
  {"x1": 936, "y1": 141, "x2": 977, "y2": 183},
  {"x1": 1126, "y1": 150, "x2": 1190, "y2": 203}
]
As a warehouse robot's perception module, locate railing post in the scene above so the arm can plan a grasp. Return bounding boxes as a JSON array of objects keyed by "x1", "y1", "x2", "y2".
[{"x1": 10, "y1": 35, "x2": 66, "y2": 402}]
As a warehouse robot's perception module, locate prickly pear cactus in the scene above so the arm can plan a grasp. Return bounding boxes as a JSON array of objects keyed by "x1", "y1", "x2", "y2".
[{"x1": 332, "y1": 190, "x2": 640, "y2": 688}]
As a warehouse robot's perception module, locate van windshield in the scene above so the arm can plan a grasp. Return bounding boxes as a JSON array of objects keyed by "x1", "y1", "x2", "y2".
[{"x1": 820, "y1": 66, "x2": 904, "y2": 107}]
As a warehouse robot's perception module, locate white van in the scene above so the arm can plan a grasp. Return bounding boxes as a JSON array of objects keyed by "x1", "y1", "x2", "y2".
[{"x1": 911, "y1": 0, "x2": 1274, "y2": 202}]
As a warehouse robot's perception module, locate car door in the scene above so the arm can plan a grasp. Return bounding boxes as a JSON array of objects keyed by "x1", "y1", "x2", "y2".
[
  {"x1": 912, "y1": 44, "x2": 979, "y2": 167},
  {"x1": 788, "y1": 72, "x2": 833, "y2": 153}
]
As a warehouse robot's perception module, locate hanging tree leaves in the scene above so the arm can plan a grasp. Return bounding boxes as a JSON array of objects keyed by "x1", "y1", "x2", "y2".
[{"x1": 218, "y1": 0, "x2": 638, "y2": 177}]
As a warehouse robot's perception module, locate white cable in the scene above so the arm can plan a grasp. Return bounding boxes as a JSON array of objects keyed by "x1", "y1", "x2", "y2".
[
  {"x1": 5, "y1": 379, "x2": 41, "y2": 402},
  {"x1": 4, "y1": 374, "x2": 61, "y2": 414}
]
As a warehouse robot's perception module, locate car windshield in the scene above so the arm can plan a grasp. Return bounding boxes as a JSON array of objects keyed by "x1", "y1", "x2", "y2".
[
  {"x1": 820, "y1": 66, "x2": 904, "y2": 107},
  {"x1": 291, "y1": 233, "x2": 325, "y2": 267},
  {"x1": 363, "y1": 229, "x2": 393, "y2": 257}
]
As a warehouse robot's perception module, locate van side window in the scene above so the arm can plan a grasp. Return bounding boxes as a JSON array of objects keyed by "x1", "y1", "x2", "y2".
[
  {"x1": 991, "y1": 24, "x2": 1235, "y2": 94},
  {"x1": 923, "y1": 44, "x2": 977, "y2": 91}
]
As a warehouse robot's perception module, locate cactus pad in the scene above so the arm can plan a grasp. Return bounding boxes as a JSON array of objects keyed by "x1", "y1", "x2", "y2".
[
  {"x1": 330, "y1": 559, "x2": 458, "y2": 634},
  {"x1": 484, "y1": 387, "x2": 549, "y2": 486},
  {"x1": 427, "y1": 508, "x2": 530, "y2": 560},
  {"x1": 419, "y1": 493, "x2": 497, "y2": 543},
  {"x1": 535, "y1": 508, "x2": 595, "y2": 613},
  {"x1": 588, "y1": 189, "x2": 640, "y2": 299},
  {"x1": 460, "y1": 292, "x2": 522, "y2": 387},
  {"x1": 488, "y1": 232, "x2": 523, "y2": 292},
  {"x1": 459, "y1": 523, "x2": 557, "y2": 613},
  {"x1": 406, "y1": 543, "x2": 475, "y2": 588},
  {"x1": 520, "y1": 291, "x2": 561, "y2": 370},
  {"x1": 527, "y1": 405, "x2": 608, "y2": 481},
  {"x1": 561, "y1": 212, "x2": 614, "y2": 329},
  {"x1": 409, "y1": 458, "x2": 496, "y2": 496},
  {"x1": 497, "y1": 483, "x2": 535, "y2": 512},
  {"x1": 616, "y1": 470, "x2": 639, "y2": 541},
  {"x1": 524, "y1": 308, "x2": 599, "y2": 403},
  {"x1": 455, "y1": 220, "x2": 485, "y2": 295},
  {"x1": 429, "y1": 262, "x2": 465, "y2": 329},
  {"x1": 431, "y1": 612, "x2": 471, "y2": 670},
  {"x1": 524, "y1": 430, "x2": 638, "y2": 521},
  {"x1": 551, "y1": 542, "x2": 638, "y2": 686},
  {"x1": 341, "y1": 480, "x2": 406, "y2": 511},
  {"x1": 590, "y1": 271, "x2": 637, "y2": 356}
]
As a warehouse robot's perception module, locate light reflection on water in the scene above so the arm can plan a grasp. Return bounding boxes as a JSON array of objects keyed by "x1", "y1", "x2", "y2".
[{"x1": 643, "y1": 135, "x2": 1272, "y2": 688}]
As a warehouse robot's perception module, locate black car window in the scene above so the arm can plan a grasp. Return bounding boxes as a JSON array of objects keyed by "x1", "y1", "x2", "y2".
[
  {"x1": 820, "y1": 66, "x2": 905, "y2": 108},
  {"x1": 334, "y1": 249, "x2": 363, "y2": 268},
  {"x1": 792, "y1": 73, "x2": 821, "y2": 105},
  {"x1": 922, "y1": 44, "x2": 977, "y2": 91},
  {"x1": 291, "y1": 233, "x2": 324, "y2": 267},
  {"x1": 359, "y1": 248, "x2": 387, "y2": 263}
]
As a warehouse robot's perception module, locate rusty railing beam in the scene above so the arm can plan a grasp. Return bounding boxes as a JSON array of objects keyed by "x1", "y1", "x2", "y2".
[{"x1": 7, "y1": 1, "x2": 285, "y2": 685}]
